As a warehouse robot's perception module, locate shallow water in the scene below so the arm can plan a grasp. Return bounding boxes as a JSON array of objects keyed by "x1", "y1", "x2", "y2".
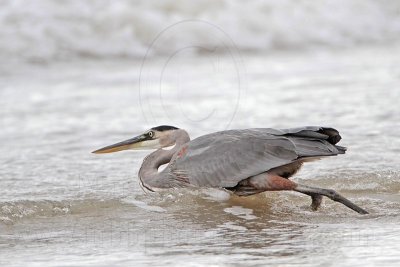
[{"x1": 1, "y1": 45, "x2": 400, "y2": 266}]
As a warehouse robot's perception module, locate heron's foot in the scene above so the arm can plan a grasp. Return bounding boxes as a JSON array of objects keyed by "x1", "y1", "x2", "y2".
[
  {"x1": 310, "y1": 194, "x2": 323, "y2": 211},
  {"x1": 294, "y1": 184, "x2": 369, "y2": 215}
]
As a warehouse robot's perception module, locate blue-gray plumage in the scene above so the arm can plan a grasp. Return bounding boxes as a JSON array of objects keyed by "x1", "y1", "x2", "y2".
[
  {"x1": 168, "y1": 127, "x2": 345, "y2": 188},
  {"x1": 93, "y1": 126, "x2": 368, "y2": 214}
]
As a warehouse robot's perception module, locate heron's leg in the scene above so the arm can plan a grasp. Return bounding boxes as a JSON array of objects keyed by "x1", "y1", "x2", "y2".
[
  {"x1": 294, "y1": 184, "x2": 368, "y2": 214},
  {"x1": 311, "y1": 194, "x2": 323, "y2": 211},
  {"x1": 248, "y1": 173, "x2": 320, "y2": 209},
  {"x1": 249, "y1": 173, "x2": 368, "y2": 214},
  {"x1": 304, "y1": 193, "x2": 323, "y2": 211}
]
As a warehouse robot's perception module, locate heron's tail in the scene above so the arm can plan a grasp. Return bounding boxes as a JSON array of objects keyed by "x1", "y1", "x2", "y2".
[
  {"x1": 334, "y1": 145, "x2": 347, "y2": 154},
  {"x1": 281, "y1": 126, "x2": 342, "y2": 144},
  {"x1": 280, "y1": 126, "x2": 347, "y2": 157}
]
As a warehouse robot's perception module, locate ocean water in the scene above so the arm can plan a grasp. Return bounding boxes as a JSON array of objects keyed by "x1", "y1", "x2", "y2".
[
  {"x1": 1, "y1": 45, "x2": 400, "y2": 266},
  {"x1": 1, "y1": 1, "x2": 400, "y2": 266}
]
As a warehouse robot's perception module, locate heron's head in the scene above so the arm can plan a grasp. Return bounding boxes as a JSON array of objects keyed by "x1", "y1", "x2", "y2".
[{"x1": 92, "y1": 125, "x2": 180, "y2": 154}]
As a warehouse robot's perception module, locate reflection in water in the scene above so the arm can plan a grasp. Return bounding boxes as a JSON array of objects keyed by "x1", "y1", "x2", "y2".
[
  {"x1": 133, "y1": 190, "x2": 398, "y2": 266},
  {"x1": 131, "y1": 192, "x2": 309, "y2": 263}
]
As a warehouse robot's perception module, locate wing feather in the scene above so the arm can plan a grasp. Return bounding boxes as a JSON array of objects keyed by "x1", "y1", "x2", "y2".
[{"x1": 166, "y1": 127, "x2": 344, "y2": 188}]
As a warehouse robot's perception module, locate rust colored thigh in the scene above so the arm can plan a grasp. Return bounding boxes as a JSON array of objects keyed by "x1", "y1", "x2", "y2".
[{"x1": 249, "y1": 173, "x2": 297, "y2": 191}]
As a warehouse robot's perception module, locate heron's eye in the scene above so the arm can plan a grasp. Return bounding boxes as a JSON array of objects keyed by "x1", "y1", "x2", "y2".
[{"x1": 148, "y1": 131, "x2": 154, "y2": 138}]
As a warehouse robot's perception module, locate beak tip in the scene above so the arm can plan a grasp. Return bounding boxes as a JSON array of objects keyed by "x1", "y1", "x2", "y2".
[
  {"x1": 93, "y1": 150, "x2": 110, "y2": 154},
  {"x1": 92, "y1": 148, "x2": 106, "y2": 154}
]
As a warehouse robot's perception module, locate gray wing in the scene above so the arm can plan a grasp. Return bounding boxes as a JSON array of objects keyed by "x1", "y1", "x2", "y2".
[{"x1": 167, "y1": 127, "x2": 345, "y2": 188}]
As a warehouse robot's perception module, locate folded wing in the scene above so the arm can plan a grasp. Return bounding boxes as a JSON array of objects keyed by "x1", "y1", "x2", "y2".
[{"x1": 166, "y1": 127, "x2": 345, "y2": 188}]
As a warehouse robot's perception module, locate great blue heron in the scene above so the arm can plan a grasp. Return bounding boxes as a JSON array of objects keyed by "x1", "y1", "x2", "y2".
[{"x1": 93, "y1": 125, "x2": 368, "y2": 214}]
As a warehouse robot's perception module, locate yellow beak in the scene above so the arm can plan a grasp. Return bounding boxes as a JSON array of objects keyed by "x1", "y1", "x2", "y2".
[{"x1": 92, "y1": 134, "x2": 147, "y2": 154}]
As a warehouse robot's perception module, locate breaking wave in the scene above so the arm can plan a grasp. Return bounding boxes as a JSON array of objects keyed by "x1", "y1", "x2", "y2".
[{"x1": 1, "y1": 0, "x2": 400, "y2": 62}]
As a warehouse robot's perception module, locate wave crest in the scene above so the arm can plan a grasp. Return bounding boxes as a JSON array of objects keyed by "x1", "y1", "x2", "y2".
[{"x1": 1, "y1": 0, "x2": 400, "y2": 62}]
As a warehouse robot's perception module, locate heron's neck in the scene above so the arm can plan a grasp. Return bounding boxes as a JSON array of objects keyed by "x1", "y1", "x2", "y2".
[{"x1": 138, "y1": 130, "x2": 190, "y2": 190}]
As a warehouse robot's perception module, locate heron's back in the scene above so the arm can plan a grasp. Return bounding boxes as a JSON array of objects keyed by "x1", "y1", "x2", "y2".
[{"x1": 165, "y1": 126, "x2": 345, "y2": 188}]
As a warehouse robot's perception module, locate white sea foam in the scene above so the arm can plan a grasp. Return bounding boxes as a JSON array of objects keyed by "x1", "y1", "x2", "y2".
[
  {"x1": 125, "y1": 198, "x2": 167, "y2": 213},
  {"x1": 219, "y1": 221, "x2": 248, "y2": 231},
  {"x1": 224, "y1": 206, "x2": 258, "y2": 220},
  {"x1": 1, "y1": 0, "x2": 400, "y2": 63},
  {"x1": 200, "y1": 188, "x2": 231, "y2": 201}
]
